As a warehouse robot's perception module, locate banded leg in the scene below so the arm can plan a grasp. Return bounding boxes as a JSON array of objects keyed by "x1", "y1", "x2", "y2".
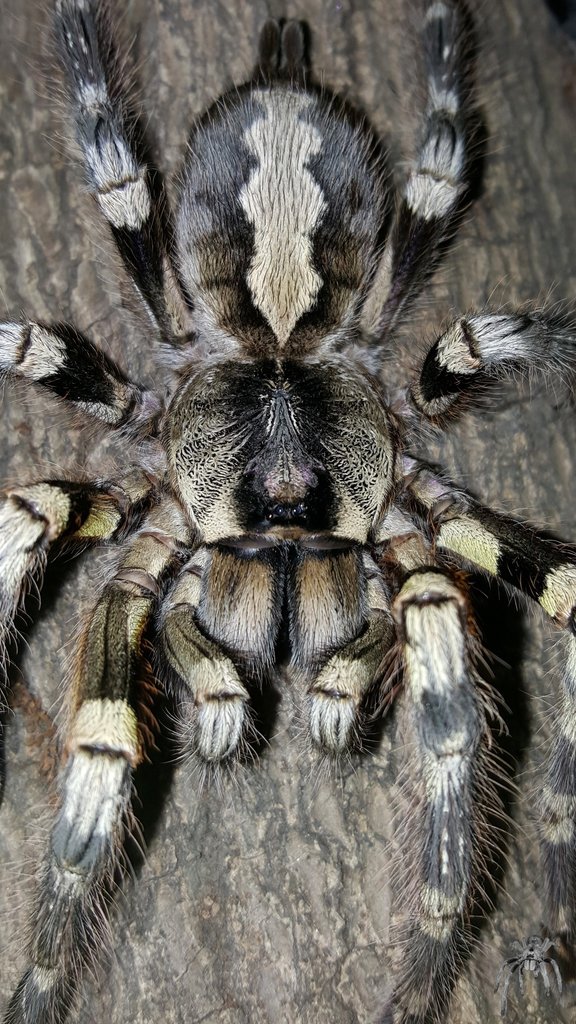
[
  {"x1": 0, "y1": 320, "x2": 160, "y2": 428},
  {"x1": 4, "y1": 499, "x2": 190, "y2": 1024},
  {"x1": 55, "y1": 0, "x2": 189, "y2": 339},
  {"x1": 382, "y1": 559, "x2": 488, "y2": 1024},
  {"x1": 406, "y1": 459, "x2": 576, "y2": 934},
  {"x1": 364, "y1": 0, "x2": 475, "y2": 341},
  {"x1": 0, "y1": 473, "x2": 154, "y2": 679},
  {"x1": 409, "y1": 310, "x2": 576, "y2": 420},
  {"x1": 289, "y1": 548, "x2": 394, "y2": 753},
  {"x1": 405, "y1": 459, "x2": 576, "y2": 634},
  {"x1": 158, "y1": 544, "x2": 285, "y2": 763}
]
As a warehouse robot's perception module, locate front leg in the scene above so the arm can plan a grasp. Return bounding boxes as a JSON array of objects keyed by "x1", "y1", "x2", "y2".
[
  {"x1": 157, "y1": 544, "x2": 285, "y2": 762},
  {"x1": 289, "y1": 548, "x2": 394, "y2": 753}
]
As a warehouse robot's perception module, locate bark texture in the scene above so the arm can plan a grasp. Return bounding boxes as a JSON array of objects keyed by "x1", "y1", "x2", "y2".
[{"x1": 0, "y1": 2, "x2": 575, "y2": 1023}]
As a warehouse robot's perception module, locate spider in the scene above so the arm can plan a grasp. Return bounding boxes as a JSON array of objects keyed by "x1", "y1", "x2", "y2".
[
  {"x1": 495, "y1": 936, "x2": 562, "y2": 1017},
  {"x1": 0, "y1": 1, "x2": 575, "y2": 1023}
]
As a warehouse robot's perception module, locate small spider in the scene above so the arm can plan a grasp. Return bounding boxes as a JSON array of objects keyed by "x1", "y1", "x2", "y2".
[
  {"x1": 495, "y1": 936, "x2": 563, "y2": 1017},
  {"x1": 0, "y1": 2, "x2": 575, "y2": 1024}
]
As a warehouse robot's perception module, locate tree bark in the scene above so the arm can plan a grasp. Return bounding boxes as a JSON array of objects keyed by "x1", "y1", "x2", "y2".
[{"x1": 0, "y1": 2, "x2": 575, "y2": 1022}]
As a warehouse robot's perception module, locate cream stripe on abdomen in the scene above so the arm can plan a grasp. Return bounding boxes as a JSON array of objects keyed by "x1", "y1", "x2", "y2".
[{"x1": 240, "y1": 91, "x2": 326, "y2": 345}]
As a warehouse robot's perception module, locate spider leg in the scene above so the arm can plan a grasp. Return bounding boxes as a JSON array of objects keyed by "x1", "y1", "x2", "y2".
[
  {"x1": 157, "y1": 544, "x2": 284, "y2": 763},
  {"x1": 498, "y1": 968, "x2": 514, "y2": 1017},
  {"x1": 517, "y1": 965, "x2": 526, "y2": 996},
  {"x1": 54, "y1": 0, "x2": 189, "y2": 340},
  {"x1": 289, "y1": 548, "x2": 394, "y2": 754},
  {"x1": 378, "y1": 518, "x2": 494, "y2": 1024},
  {"x1": 543, "y1": 955, "x2": 563, "y2": 995},
  {"x1": 4, "y1": 498, "x2": 190, "y2": 1024},
  {"x1": 406, "y1": 459, "x2": 576, "y2": 934},
  {"x1": 0, "y1": 473, "x2": 154, "y2": 684},
  {"x1": 406, "y1": 460, "x2": 576, "y2": 633},
  {"x1": 363, "y1": 0, "x2": 476, "y2": 342},
  {"x1": 0, "y1": 319, "x2": 160, "y2": 429},
  {"x1": 407, "y1": 309, "x2": 576, "y2": 422},
  {"x1": 539, "y1": 960, "x2": 552, "y2": 996},
  {"x1": 494, "y1": 954, "x2": 520, "y2": 1018},
  {"x1": 494, "y1": 957, "x2": 517, "y2": 990}
]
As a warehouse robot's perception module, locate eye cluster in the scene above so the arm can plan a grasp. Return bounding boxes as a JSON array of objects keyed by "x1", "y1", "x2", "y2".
[{"x1": 265, "y1": 500, "x2": 308, "y2": 522}]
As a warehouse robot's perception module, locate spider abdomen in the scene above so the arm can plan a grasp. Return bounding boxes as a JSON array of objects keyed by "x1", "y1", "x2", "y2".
[{"x1": 175, "y1": 84, "x2": 389, "y2": 357}]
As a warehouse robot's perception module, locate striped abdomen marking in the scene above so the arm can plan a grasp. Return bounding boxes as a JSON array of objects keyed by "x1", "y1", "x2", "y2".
[{"x1": 239, "y1": 91, "x2": 326, "y2": 345}]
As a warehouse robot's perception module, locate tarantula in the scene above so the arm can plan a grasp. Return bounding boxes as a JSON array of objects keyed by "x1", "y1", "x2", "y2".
[
  {"x1": 495, "y1": 936, "x2": 562, "y2": 1017},
  {"x1": 1, "y1": 0, "x2": 575, "y2": 1022}
]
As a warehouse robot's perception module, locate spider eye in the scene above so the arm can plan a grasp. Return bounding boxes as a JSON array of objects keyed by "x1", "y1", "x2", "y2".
[
  {"x1": 265, "y1": 501, "x2": 308, "y2": 523},
  {"x1": 268, "y1": 504, "x2": 286, "y2": 519}
]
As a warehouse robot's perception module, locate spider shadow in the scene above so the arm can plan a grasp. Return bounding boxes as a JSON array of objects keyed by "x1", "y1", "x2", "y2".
[
  {"x1": 124, "y1": 660, "x2": 284, "y2": 883},
  {"x1": 0, "y1": 547, "x2": 96, "y2": 807},
  {"x1": 466, "y1": 571, "x2": 535, "y2": 964},
  {"x1": 129, "y1": 671, "x2": 283, "y2": 859},
  {"x1": 472, "y1": 571, "x2": 533, "y2": 768},
  {"x1": 126, "y1": 693, "x2": 177, "y2": 874}
]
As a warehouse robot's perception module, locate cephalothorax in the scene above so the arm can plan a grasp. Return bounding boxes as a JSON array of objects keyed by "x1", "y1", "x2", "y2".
[{"x1": 1, "y1": 2, "x2": 576, "y2": 1023}]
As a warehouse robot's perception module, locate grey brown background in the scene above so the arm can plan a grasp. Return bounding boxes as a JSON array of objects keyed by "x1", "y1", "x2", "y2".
[{"x1": 1, "y1": 1, "x2": 575, "y2": 1022}]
